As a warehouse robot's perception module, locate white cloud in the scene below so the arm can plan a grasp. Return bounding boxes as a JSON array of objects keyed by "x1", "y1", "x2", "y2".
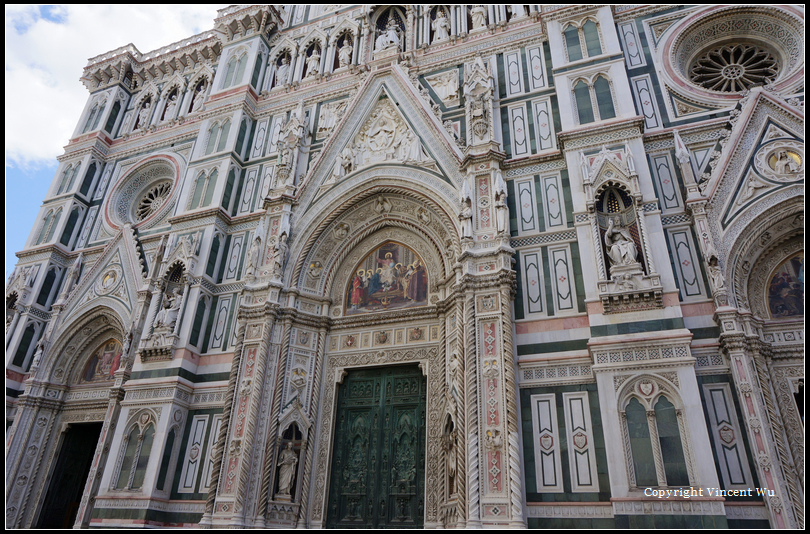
[{"x1": 5, "y1": 4, "x2": 228, "y2": 169}]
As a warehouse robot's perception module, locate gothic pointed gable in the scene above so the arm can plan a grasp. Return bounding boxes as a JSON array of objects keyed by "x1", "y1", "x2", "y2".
[
  {"x1": 60, "y1": 225, "x2": 144, "y2": 325},
  {"x1": 296, "y1": 65, "x2": 464, "y2": 206},
  {"x1": 703, "y1": 88, "x2": 804, "y2": 254}
]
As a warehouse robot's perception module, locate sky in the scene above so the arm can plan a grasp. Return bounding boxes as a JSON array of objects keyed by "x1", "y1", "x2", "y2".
[{"x1": 5, "y1": 4, "x2": 229, "y2": 278}]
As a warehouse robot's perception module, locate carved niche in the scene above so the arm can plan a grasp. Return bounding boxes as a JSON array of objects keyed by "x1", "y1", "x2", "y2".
[{"x1": 583, "y1": 146, "x2": 663, "y2": 312}]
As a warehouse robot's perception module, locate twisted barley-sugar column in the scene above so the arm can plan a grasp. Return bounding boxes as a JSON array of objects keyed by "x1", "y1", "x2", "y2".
[
  {"x1": 10, "y1": 403, "x2": 58, "y2": 527},
  {"x1": 233, "y1": 319, "x2": 277, "y2": 519},
  {"x1": 754, "y1": 345, "x2": 804, "y2": 527},
  {"x1": 464, "y1": 289, "x2": 480, "y2": 526},
  {"x1": 246, "y1": 313, "x2": 275, "y2": 523},
  {"x1": 500, "y1": 283, "x2": 524, "y2": 527},
  {"x1": 259, "y1": 316, "x2": 294, "y2": 513},
  {"x1": 204, "y1": 323, "x2": 246, "y2": 519},
  {"x1": 295, "y1": 326, "x2": 327, "y2": 527},
  {"x1": 452, "y1": 293, "x2": 466, "y2": 528},
  {"x1": 434, "y1": 310, "x2": 447, "y2": 525}
]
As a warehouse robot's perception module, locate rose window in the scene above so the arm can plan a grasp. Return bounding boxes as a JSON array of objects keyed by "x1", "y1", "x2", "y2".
[
  {"x1": 689, "y1": 44, "x2": 779, "y2": 92},
  {"x1": 136, "y1": 181, "x2": 172, "y2": 221}
]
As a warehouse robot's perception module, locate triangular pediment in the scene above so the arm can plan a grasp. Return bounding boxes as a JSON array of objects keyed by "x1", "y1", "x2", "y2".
[
  {"x1": 60, "y1": 226, "x2": 144, "y2": 326},
  {"x1": 703, "y1": 89, "x2": 804, "y2": 233},
  {"x1": 296, "y1": 65, "x2": 464, "y2": 209},
  {"x1": 586, "y1": 146, "x2": 634, "y2": 185}
]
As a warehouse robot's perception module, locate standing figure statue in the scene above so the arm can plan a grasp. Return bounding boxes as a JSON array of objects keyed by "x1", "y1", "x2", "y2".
[
  {"x1": 163, "y1": 93, "x2": 178, "y2": 122},
  {"x1": 459, "y1": 198, "x2": 473, "y2": 239},
  {"x1": 338, "y1": 40, "x2": 353, "y2": 68},
  {"x1": 272, "y1": 233, "x2": 289, "y2": 278},
  {"x1": 275, "y1": 56, "x2": 290, "y2": 88},
  {"x1": 137, "y1": 101, "x2": 152, "y2": 130},
  {"x1": 604, "y1": 217, "x2": 638, "y2": 267},
  {"x1": 708, "y1": 256, "x2": 726, "y2": 291},
  {"x1": 245, "y1": 235, "x2": 261, "y2": 277},
  {"x1": 305, "y1": 47, "x2": 321, "y2": 78},
  {"x1": 432, "y1": 10, "x2": 450, "y2": 43},
  {"x1": 276, "y1": 443, "x2": 298, "y2": 497},
  {"x1": 471, "y1": 5, "x2": 488, "y2": 29},
  {"x1": 495, "y1": 191, "x2": 509, "y2": 235},
  {"x1": 191, "y1": 84, "x2": 206, "y2": 113}
]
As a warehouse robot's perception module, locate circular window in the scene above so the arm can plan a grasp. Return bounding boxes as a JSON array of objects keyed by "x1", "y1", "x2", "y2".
[
  {"x1": 690, "y1": 43, "x2": 779, "y2": 92},
  {"x1": 106, "y1": 159, "x2": 178, "y2": 228},
  {"x1": 136, "y1": 181, "x2": 172, "y2": 221},
  {"x1": 661, "y1": 6, "x2": 804, "y2": 104}
]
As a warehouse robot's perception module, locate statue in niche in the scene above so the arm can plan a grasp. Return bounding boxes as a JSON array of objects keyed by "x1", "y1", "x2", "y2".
[
  {"x1": 30, "y1": 330, "x2": 49, "y2": 372},
  {"x1": 495, "y1": 190, "x2": 509, "y2": 235},
  {"x1": 154, "y1": 287, "x2": 183, "y2": 329},
  {"x1": 459, "y1": 198, "x2": 473, "y2": 239},
  {"x1": 272, "y1": 233, "x2": 289, "y2": 278},
  {"x1": 305, "y1": 47, "x2": 321, "y2": 78},
  {"x1": 509, "y1": 5, "x2": 527, "y2": 19},
  {"x1": 278, "y1": 140, "x2": 293, "y2": 169},
  {"x1": 432, "y1": 10, "x2": 450, "y2": 43},
  {"x1": 163, "y1": 93, "x2": 178, "y2": 122},
  {"x1": 707, "y1": 256, "x2": 726, "y2": 292},
  {"x1": 375, "y1": 17, "x2": 401, "y2": 52},
  {"x1": 245, "y1": 235, "x2": 262, "y2": 277},
  {"x1": 136, "y1": 100, "x2": 152, "y2": 130},
  {"x1": 275, "y1": 56, "x2": 290, "y2": 88},
  {"x1": 57, "y1": 252, "x2": 83, "y2": 303},
  {"x1": 604, "y1": 217, "x2": 638, "y2": 268},
  {"x1": 471, "y1": 5, "x2": 488, "y2": 29},
  {"x1": 191, "y1": 83, "x2": 207, "y2": 113},
  {"x1": 276, "y1": 442, "x2": 298, "y2": 498},
  {"x1": 338, "y1": 40, "x2": 353, "y2": 68}
]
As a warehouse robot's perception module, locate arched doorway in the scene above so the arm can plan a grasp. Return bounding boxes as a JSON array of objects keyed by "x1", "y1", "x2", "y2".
[{"x1": 6, "y1": 310, "x2": 126, "y2": 529}]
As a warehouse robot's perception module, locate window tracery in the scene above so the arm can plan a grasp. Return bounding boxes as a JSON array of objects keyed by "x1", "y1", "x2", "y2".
[
  {"x1": 115, "y1": 414, "x2": 156, "y2": 491},
  {"x1": 191, "y1": 169, "x2": 219, "y2": 210},
  {"x1": 564, "y1": 18, "x2": 603, "y2": 62},
  {"x1": 620, "y1": 379, "x2": 693, "y2": 489},
  {"x1": 222, "y1": 52, "x2": 248, "y2": 89},
  {"x1": 57, "y1": 165, "x2": 79, "y2": 195},
  {"x1": 573, "y1": 75, "x2": 615, "y2": 125}
]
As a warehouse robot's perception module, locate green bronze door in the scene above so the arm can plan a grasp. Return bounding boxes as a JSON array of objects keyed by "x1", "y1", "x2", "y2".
[{"x1": 326, "y1": 364, "x2": 426, "y2": 528}]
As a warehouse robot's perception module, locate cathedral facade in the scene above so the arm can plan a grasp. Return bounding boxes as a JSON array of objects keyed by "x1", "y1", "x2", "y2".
[{"x1": 5, "y1": 5, "x2": 804, "y2": 529}]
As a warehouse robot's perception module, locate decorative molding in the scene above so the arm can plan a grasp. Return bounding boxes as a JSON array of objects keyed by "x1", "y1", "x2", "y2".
[
  {"x1": 612, "y1": 499, "x2": 725, "y2": 516},
  {"x1": 511, "y1": 230, "x2": 577, "y2": 249},
  {"x1": 519, "y1": 363, "x2": 594, "y2": 386},
  {"x1": 94, "y1": 498, "x2": 205, "y2": 513},
  {"x1": 526, "y1": 503, "x2": 613, "y2": 519}
]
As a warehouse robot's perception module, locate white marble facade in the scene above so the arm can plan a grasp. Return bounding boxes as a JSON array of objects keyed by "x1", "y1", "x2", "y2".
[{"x1": 6, "y1": 5, "x2": 804, "y2": 529}]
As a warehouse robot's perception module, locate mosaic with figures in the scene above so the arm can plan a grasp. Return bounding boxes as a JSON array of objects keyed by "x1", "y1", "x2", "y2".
[
  {"x1": 769, "y1": 253, "x2": 804, "y2": 318},
  {"x1": 79, "y1": 339, "x2": 122, "y2": 383},
  {"x1": 345, "y1": 242, "x2": 428, "y2": 315}
]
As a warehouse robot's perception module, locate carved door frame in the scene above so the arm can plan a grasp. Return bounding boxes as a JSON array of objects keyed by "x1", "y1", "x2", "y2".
[{"x1": 309, "y1": 345, "x2": 442, "y2": 528}]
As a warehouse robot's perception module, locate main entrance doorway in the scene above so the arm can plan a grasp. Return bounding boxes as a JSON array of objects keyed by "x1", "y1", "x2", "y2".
[
  {"x1": 326, "y1": 364, "x2": 426, "y2": 528},
  {"x1": 35, "y1": 422, "x2": 103, "y2": 528}
]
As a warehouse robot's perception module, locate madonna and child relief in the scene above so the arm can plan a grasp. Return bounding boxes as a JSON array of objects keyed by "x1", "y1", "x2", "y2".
[{"x1": 346, "y1": 242, "x2": 428, "y2": 314}]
